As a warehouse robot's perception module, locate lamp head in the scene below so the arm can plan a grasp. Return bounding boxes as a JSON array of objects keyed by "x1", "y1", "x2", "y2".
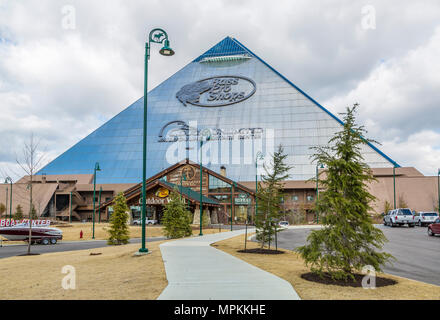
[
  {"x1": 159, "y1": 40, "x2": 175, "y2": 56},
  {"x1": 200, "y1": 128, "x2": 211, "y2": 144},
  {"x1": 95, "y1": 162, "x2": 101, "y2": 171}
]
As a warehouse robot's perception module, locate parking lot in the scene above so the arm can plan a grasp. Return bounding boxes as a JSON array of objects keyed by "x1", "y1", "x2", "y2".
[{"x1": 275, "y1": 225, "x2": 440, "y2": 286}]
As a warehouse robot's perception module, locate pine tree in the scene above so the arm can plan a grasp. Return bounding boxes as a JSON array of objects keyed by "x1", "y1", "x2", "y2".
[
  {"x1": 107, "y1": 192, "x2": 130, "y2": 245},
  {"x1": 30, "y1": 204, "x2": 38, "y2": 219},
  {"x1": 14, "y1": 205, "x2": 24, "y2": 220},
  {"x1": 255, "y1": 145, "x2": 292, "y2": 249},
  {"x1": 297, "y1": 104, "x2": 393, "y2": 281},
  {"x1": 398, "y1": 195, "x2": 409, "y2": 208},
  {"x1": 162, "y1": 188, "x2": 193, "y2": 239},
  {"x1": 0, "y1": 203, "x2": 5, "y2": 217},
  {"x1": 383, "y1": 200, "x2": 392, "y2": 214}
]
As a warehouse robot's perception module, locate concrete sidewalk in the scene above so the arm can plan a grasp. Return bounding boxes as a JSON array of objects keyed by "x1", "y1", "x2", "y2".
[{"x1": 157, "y1": 229, "x2": 300, "y2": 300}]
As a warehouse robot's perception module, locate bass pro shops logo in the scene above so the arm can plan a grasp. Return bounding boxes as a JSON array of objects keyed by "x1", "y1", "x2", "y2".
[{"x1": 176, "y1": 76, "x2": 256, "y2": 107}]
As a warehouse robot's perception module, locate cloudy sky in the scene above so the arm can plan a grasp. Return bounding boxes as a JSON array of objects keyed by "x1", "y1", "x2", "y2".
[{"x1": 1, "y1": 0, "x2": 440, "y2": 179}]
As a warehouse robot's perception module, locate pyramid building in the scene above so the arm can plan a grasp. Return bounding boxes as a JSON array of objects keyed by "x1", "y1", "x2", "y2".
[{"x1": 39, "y1": 37, "x2": 398, "y2": 184}]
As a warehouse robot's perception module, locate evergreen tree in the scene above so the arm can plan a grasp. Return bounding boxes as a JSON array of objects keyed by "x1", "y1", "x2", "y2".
[
  {"x1": 297, "y1": 104, "x2": 393, "y2": 281},
  {"x1": 162, "y1": 188, "x2": 193, "y2": 239},
  {"x1": 107, "y1": 192, "x2": 130, "y2": 245},
  {"x1": 30, "y1": 204, "x2": 38, "y2": 219},
  {"x1": 383, "y1": 200, "x2": 392, "y2": 214},
  {"x1": 0, "y1": 203, "x2": 5, "y2": 217},
  {"x1": 398, "y1": 195, "x2": 409, "y2": 208},
  {"x1": 255, "y1": 145, "x2": 292, "y2": 249},
  {"x1": 14, "y1": 205, "x2": 24, "y2": 220}
]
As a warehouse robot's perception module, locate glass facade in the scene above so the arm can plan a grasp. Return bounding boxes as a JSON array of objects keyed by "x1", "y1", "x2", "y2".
[
  {"x1": 209, "y1": 175, "x2": 231, "y2": 193},
  {"x1": 39, "y1": 37, "x2": 397, "y2": 184}
]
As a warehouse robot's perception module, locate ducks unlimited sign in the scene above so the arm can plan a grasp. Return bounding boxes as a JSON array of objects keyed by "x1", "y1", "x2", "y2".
[{"x1": 176, "y1": 76, "x2": 256, "y2": 107}]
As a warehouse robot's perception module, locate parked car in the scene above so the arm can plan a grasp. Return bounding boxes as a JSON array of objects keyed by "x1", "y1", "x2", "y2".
[
  {"x1": 132, "y1": 219, "x2": 158, "y2": 225},
  {"x1": 383, "y1": 208, "x2": 416, "y2": 227},
  {"x1": 427, "y1": 218, "x2": 440, "y2": 236},
  {"x1": 278, "y1": 221, "x2": 289, "y2": 227},
  {"x1": 417, "y1": 212, "x2": 439, "y2": 227}
]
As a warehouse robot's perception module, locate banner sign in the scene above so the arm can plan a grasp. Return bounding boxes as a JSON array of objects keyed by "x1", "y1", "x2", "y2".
[
  {"x1": 235, "y1": 193, "x2": 252, "y2": 205},
  {"x1": 0, "y1": 219, "x2": 51, "y2": 227},
  {"x1": 139, "y1": 197, "x2": 170, "y2": 205}
]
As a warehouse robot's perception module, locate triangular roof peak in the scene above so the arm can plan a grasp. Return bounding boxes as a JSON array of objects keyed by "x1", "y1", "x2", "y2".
[
  {"x1": 193, "y1": 36, "x2": 253, "y2": 62},
  {"x1": 112, "y1": 159, "x2": 255, "y2": 202}
]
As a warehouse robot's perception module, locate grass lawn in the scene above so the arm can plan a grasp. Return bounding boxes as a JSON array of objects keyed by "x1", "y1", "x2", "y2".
[
  {"x1": 212, "y1": 234, "x2": 440, "y2": 300},
  {"x1": 0, "y1": 241, "x2": 168, "y2": 299}
]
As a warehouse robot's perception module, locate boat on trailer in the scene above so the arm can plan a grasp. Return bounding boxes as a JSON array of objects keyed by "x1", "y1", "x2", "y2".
[{"x1": 0, "y1": 222, "x2": 63, "y2": 245}]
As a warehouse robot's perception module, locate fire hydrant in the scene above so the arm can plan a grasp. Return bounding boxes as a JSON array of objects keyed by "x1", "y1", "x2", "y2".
[{"x1": 80, "y1": 230, "x2": 83, "y2": 239}]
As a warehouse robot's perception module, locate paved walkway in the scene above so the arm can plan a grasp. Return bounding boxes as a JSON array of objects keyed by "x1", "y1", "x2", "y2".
[{"x1": 157, "y1": 229, "x2": 300, "y2": 300}]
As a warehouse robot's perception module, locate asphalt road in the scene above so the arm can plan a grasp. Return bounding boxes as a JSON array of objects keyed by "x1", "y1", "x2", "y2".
[
  {"x1": 0, "y1": 237, "x2": 166, "y2": 259},
  {"x1": 0, "y1": 225, "x2": 245, "y2": 259},
  {"x1": 275, "y1": 225, "x2": 440, "y2": 286}
]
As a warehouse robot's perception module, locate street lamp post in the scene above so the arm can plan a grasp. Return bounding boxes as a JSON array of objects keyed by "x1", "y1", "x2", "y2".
[
  {"x1": 180, "y1": 172, "x2": 187, "y2": 201},
  {"x1": 98, "y1": 186, "x2": 102, "y2": 223},
  {"x1": 5, "y1": 177, "x2": 12, "y2": 222},
  {"x1": 437, "y1": 169, "x2": 440, "y2": 215},
  {"x1": 255, "y1": 152, "x2": 264, "y2": 224},
  {"x1": 315, "y1": 163, "x2": 324, "y2": 224},
  {"x1": 199, "y1": 129, "x2": 211, "y2": 236},
  {"x1": 92, "y1": 162, "x2": 101, "y2": 239},
  {"x1": 5, "y1": 187, "x2": 8, "y2": 220},
  {"x1": 393, "y1": 165, "x2": 396, "y2": 209},
  {"x1": 69, "y1": 191, "x2": 72, "y2": 223},
  {"x1": 140, "y1": 28, "x2": 175, "y2": 253},
  {"x1": 230, "y1": 182, "x2": 235, "y2": 231}
]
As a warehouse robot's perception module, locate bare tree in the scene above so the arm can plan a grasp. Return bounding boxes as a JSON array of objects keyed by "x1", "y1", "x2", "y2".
[{"x1": 15, "y1": 133, "x2": 46, "y2": 255}]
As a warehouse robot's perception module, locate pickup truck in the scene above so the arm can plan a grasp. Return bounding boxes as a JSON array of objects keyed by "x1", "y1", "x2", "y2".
[
  {"x1": 132, "y1": 219, "x2": 158, "y2": 225},
  {"x1": 384, "y1": 208, "x2": 416, "y2": 227}
]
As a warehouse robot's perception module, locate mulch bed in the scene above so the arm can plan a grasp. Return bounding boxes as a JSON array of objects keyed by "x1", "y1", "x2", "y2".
[
  {"x1": 237, "y1": 248, "x2": 285, "y2": 255},
  {"x1": 301, "y1": 272, "x2": 397, "y2": 287}
]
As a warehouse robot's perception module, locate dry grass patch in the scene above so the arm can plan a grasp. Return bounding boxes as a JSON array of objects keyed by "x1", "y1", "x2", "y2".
[
  {"x1": 0, "y1": 241, "x2": 168, "y2": 300},
  {"x1": 51, "y1": 223, "x2": 223, "y2": 241},
  {"x1": 212, "y1": 234, "x2": 440, "y2": 300},
  {"x1": 54, "y1": 223, "x2": 163, "y2": 241}
]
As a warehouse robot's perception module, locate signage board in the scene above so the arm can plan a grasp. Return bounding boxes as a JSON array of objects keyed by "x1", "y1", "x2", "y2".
[
  {"x1": 0, "y1": 219, "x2": 51, "y2": 227},
  {"x1": 176, "y1": 76, "x2": 256, "y2": 108},
  {"x1": 234, "y1": 193, "x2": 251, "y2": 205}
]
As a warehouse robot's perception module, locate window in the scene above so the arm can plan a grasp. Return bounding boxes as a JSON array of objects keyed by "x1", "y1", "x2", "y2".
[
  {"x1": 291, "y1": 195, "x2": 299, "y2": 202},
  {"x1": 422, "y1": 213, "x2": 438, "y2": 217},
  {"x1": 209, "y1": 175, "x2": 231, "y2": 193},
  {"x1": 306, "y1": 195, "x2": 314, "y2": 202},
  {"x1": 398, "y1": 209, "x2": 412, "y2": 216}
]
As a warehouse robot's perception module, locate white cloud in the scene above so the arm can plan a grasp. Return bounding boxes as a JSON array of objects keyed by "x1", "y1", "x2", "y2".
[
  {"x1": 325, "y1": 26, "x2": 440, "y2": 174},
  {"x1": 382, "y1": 131, "x2": 440, "y2": 175},
  {"x1": 0, "y1": 0, "x2": 439, "y2": 178}
]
